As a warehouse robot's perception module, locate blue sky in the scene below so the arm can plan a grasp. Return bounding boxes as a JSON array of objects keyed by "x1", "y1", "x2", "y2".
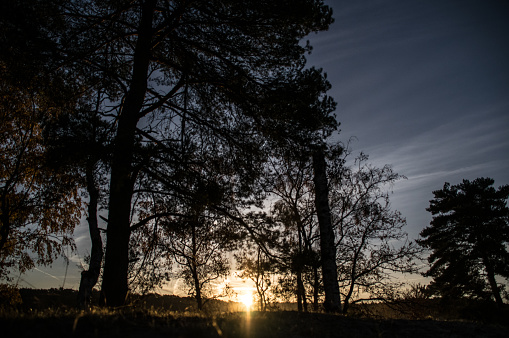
[
  {"x1": 17, "y1": 0, "x2": 509, "y2": 291},
  {"x1": 309, "y1": 0, "x2": 509, "y2": 240}
]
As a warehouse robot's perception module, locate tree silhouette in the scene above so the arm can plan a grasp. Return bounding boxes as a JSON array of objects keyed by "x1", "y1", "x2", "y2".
[
  {"x1": 55, "y1": 0, "x2": 334, "y2": 306},
  {"x1": 0, "y1": 0, "x2": 84, "y2": 286},
  {"x1": 2, "y1": 0, "x2": 341, "y2": 308},
  {"x1": 312, "y1": 145, "x2": 342, "y2": 312},
  {"x1": 44, "y1": 107, "x2": 112, "y2": 309},
  {"x1": 267, "y1": 152, "x2": 322, "y2": 311},
  {"x1": 237, "y1": 247, "x2": 276, "y2": 311},
  {"x1": 160, "y1": 209, "x2": 233, "y2": 310},
  {"x1": 418, "y1": 178, "x2": 509, "y2": 307},
  {"x1": 328, "y1": 149, "x2": 421, "y2": 313}
]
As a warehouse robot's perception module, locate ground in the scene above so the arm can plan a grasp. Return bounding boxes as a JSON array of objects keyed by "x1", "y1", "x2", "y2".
[
  {"x1": 1, "y1": 289, "x2": 508, "y2": 338},
  {"x1": 2, "y1": 310, "x2": 508, "y2": 338}
]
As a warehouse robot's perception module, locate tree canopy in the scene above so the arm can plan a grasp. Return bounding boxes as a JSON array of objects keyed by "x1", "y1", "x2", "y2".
[
  {"x1": 49, "y1": 0, "x2": 337, "y2": 306},
  {"x1": 0, "y1": 78, "x2": 82, "y2": 282},
  {"x1": 1, "y1": 0, "x2": 428, "y2": 314},
  {"x1": 418, "y1": 177, "x2": 509, "y2": 307}
]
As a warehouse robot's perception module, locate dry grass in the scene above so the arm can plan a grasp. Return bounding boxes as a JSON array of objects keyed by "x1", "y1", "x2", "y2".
[{"x1": 1, "y1": 289, "x2": 508, "y2": 338}]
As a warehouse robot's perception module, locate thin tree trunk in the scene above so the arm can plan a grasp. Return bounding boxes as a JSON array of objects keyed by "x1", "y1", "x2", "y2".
[
  {"x1": 297, "y1": 271, "x2": 303, "y2": 312},
  {"x1": 0, "y1": 195, "x2": 10, "y2": 254},
  {"x1": 312, "y1": 146, "x2": 341, "y2": 313},
  {"x1": 77, "y1": 163, "x2": 103, "y2": 309},
  {"x1": 342, "y1": 231, "x2": 366, "y2": 314},
  {"x1": 191, "y1": 222, "x2": 203, "y2": 310},
  {"x1": 297, "y1": 225, "x2": 303, "y2": 312},
  {"x1": 256, "y1": 248, "x2": 267, "y2": 311},
  {"x1": 313, "y1": 265, "x2": 319, "y2": 311},
  {"x1": 100, "y1": 0, "x2": 156, "y2": 307},
  {"x1": 297, "y1": 272, "x2": 308, "y2": 312}
]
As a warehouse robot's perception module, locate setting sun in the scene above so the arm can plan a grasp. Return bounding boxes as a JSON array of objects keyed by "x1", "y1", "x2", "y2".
[{"x1": 239, "y1": 293, "x2": 253, "y2": 309}]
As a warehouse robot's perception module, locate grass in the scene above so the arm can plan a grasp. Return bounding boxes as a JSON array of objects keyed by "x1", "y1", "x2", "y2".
[{"x1": 1, "y1": 289, "x2": 508, "y2": 338}]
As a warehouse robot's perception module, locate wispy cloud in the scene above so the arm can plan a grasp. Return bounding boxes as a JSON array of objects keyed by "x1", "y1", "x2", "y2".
[{"x1": 33, "y1": 267, "x2": 61, "y2": 282}]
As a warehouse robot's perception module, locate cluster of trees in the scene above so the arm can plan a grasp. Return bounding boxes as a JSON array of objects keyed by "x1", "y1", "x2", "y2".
[
  {"x1": 236, "y1": 146, "x2": 422, "y2": 313},
  {"x1": 2, "y1": 0, "x2": 507, "y2": 313},
  {"x1": 0, "y1": 0, "x2": 343, "y2": 310}
]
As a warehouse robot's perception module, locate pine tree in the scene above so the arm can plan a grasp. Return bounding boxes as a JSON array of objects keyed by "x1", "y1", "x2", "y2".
[{"x1": 418, "y1": 178, "x2": 509, "y2": 307}]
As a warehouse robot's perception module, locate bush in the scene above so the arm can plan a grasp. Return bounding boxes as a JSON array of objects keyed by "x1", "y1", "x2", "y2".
[{"x1": 0, "y1": 284, "x2": 22, "y2": 307}]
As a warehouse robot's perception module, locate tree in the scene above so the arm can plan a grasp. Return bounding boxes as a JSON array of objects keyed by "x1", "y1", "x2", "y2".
[
  {"x1": 328, "y1": 149, "x2": 421, "y2": 314},
  {"x1": 44, "y1": 107, "x2": 112, "y2": 309},
  {"x1": 312, "y1": 144, "x2": 341, "y2": 312},
  {"x1": 267, "y1": 152, "x2": 322, "y2": 311},
  {"x1": 418, "y1": 178, "x2": 509, "y2": 307},
  {"x1": 160, "y1": 209, "x2": 235, "y2": 310},
  {"x1": 237, "y1": 247, "x2": 275, "y2": 311},
  {"x1": 0, "y1": 85, "x2": 82, "y2": 282},
  {"x1": 56, "y1": 0, "x2": 334, "y2": 306},
  {"x1": 1, "y1": 0, "x2": 100, "y2": 290}
]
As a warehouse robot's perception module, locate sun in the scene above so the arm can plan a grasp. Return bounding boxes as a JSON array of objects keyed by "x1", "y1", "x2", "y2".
[{"x1": 239, "y1": 293, "x2": 253, "y2": 309}]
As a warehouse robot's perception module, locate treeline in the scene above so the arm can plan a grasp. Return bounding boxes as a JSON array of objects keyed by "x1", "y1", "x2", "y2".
[{"x1": 1, "y1": 0, "x2": 507, "y2": 314}]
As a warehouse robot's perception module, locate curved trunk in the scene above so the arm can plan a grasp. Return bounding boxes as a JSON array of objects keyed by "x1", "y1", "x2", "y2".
[
  {"x1": 342, "y1": 299, "x2": 350, "y2": 314},
  {"x1": 77, "y1": 163, "x2": 103, "y2": 309},
  {"x1": 483, "y1": 257, "x2": 503, "y2": 307}
]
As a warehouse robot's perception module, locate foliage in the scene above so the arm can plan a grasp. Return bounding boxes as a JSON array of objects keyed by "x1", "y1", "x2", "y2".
[
  {"x1": 0, "y1": 84, "x2": 82, "y2": 281},
  {"x1": 268, "y1": 153, "x2": 323, "y2": 311},
  {"x1": 156, "y1": 206, "x2": 237, "y2": 310},
  {"x1": 328, "y1": 147, "x2": 422, "y2": 313},
  {"x1": 46, "y1": 0, "x2": 337, "y2": 306},
  {"x1": 236, "y1": 247, "x2": 277, "y2": 311},
  {"x1": 0, "y1": 284, "x2": 22, "y2": 307},
  {"x1": 0, "y1": 0, "x2": 95, "y2": 291},
  {"x1": 237, "y1": 145, "x2": 422, "y2": 314},
  {"x1": 418, "y1": 177, "x2": 509, "y2": 306},
  {"x1": 44, "y1": 106, "x2": 114, "y2": 309}
]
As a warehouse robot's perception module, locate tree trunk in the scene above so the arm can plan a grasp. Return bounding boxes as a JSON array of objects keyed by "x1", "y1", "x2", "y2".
[
  {"x1": 342, "y1": 281, "x2": 356, "y2": 314},
  {"x1": 484, "y1": 258, "x2": 503, "y2": 308},
  {"x1": 0, "y1": 195, "x2": 10, "y2": 254},
  {"x1": 296, "y1": 226, "x2": 303, "y2": 312},
  {"x1": 191, "y1": 222, "x2": 204, "y2": 310},
  {"x1": 312, "y1": 146, "x2": 341, "y2": 313},
  {"x1": 100, "y1": 0, "x2": 155, "y2": 307},
  {"x1": 256, "y1": 248, "x2": 267, "y2": 311},
  {"x1": 297, "y1": 271, "x2": 303, "y2": 312},
  {"x1": 342, "y1": 299, "x2": 350, "y2": 314},
  {"x1": 297, "y1": 271, "x2": 308, "y2": 312},
  {"x1": 295, "y1": 207, "x2": 308, "y2": 312},
  {"x1": 77, "y1": 163, "x2": 103, "y2": 309},
  {"x1": 193, "y1": 266, "x2": 203, "y2": 310},
  {"x1": 313, "y1": 265, "x2": 319, "y2": 311}
]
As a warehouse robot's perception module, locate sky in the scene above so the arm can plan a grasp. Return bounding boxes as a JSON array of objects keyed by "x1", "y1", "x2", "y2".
[
  {"x1": 16, "y1": 0, "x2": 509, "y2": 294},
  {"x1": 308, "y1": 0, "x2": 509, "y2": 241}
]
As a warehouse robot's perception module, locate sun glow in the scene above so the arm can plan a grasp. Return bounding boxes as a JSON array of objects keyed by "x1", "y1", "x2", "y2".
[{"x1": 239, "y1": 293, "x2": 253, "y2": 310}]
